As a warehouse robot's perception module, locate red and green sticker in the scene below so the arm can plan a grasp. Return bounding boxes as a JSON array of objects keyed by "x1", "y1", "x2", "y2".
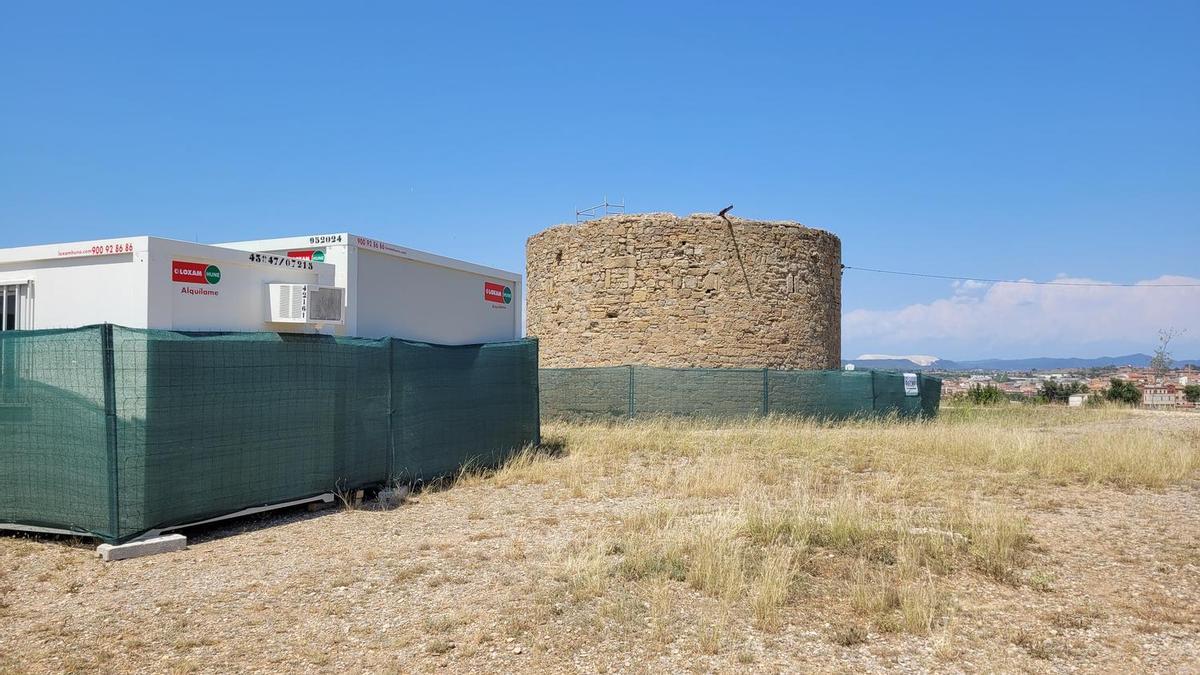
[
  {"x1": 172, "y1": 260, "x2": 221, "y2": 284},
  {"x1": 287, "y1": 250, "x2": 326, "y2": 262},
  {"x1": 484, "y1": 281, "x2": 512, "y2": 304}
]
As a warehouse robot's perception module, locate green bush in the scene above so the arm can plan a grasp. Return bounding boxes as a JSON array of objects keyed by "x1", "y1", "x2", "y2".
[
  {"x1": 1039, "y1": 380, "x2": 1088, "y2": 404},
  {"x1": 1104, "y1": 378, "x2": 1142, "y2": 405},
  {"x1": 965, "y1": 384, "x2": 1006, "y2": 405}
]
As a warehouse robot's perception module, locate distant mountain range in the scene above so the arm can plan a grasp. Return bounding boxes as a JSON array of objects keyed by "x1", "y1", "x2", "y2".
[{"x1": 842, "y1": 354, "x2": 1200, "y2": 372}]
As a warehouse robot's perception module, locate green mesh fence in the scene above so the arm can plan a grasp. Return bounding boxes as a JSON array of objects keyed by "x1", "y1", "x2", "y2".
[
  {"x1": 0, "y1": 328, "x2": 110, "y2": 537},
  {"x1": 540, "y1": 366, "x2": 941, "y2": 421},
  {"x1": 536, "y1": 367, "x2": 630, "y2": 419},
  {"x1": 392, "y1": 340, "x2": 540, "y2": 482},
  {"x1": 633, "y1": 367, "x2": 767, "y2": 418},
  {"x1": 0, "y1": 325, "x2": 539, "y2": 543},
  {"x1": 111, "y1": 329, "x2": 393, "y2": 538},
  {"x1": 766, "y1": 369, "x2": 875, "y2": 417}
]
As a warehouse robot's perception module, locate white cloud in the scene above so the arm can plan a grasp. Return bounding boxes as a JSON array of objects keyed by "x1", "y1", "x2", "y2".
[
  {"x1": 844, "y1": 276, "x2": 1200, "y2": 358},
  {"x1": 951, "y1": 279, "x2": 987, "y2": 293}
]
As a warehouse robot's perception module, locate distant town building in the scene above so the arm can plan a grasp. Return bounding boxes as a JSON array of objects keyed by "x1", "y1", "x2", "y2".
[
  {"x1": 941, "y1": 364, "x2": 1195, "y2": 409},
  {"x1": 1143, "y1": 384, "x2": 1183, "y2": 408}
]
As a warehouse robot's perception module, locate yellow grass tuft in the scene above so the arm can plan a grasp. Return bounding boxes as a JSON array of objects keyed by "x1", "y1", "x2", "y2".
[
  {"x1": 684, "y1": 518, "x2": 746, "y2": 601},
  {"x1": 950, "y1": 501, "x2": 1032, "y2": 581},
  {"x1": 750, "y1": 546, "x2": 798, "y2": 630},
  {"x1": 555, "y1": 541, "x2": 611, "y2": 602}
]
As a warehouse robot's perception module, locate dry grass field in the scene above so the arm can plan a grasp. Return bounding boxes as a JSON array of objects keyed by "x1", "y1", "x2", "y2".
[{"x1": 2, "y1": 406, "x2": 1198, "y2": 673}]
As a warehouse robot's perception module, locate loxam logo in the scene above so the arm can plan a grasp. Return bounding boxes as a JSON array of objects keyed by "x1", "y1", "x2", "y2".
[
  {"x1": 483, "y1": 281, "x2": 512, "y2": 305},
  {"x1": 287, "y1": 249, "x2": 326, "y2": 262},
  {"x1": 172, "y1": 260, "x2": 221, "y2": 285}
]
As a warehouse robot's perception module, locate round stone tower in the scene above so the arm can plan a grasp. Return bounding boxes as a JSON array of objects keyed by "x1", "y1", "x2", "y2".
[{"x1": 525, "y1": 212, "x2": 841, "y2": 369}]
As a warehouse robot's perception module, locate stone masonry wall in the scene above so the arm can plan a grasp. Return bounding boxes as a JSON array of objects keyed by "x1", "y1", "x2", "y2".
[{"x1": 526, "y1": 212, "x2": 841, "y2": 369}]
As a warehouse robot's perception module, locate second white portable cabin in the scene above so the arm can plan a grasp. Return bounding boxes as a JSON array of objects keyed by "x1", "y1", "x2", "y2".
[
  {"x1": 218, "y1": 233, "x2": 522, "y2": 344},
  {"x1": 0, "y1": 236, "x2": 335, "y2": 334}
]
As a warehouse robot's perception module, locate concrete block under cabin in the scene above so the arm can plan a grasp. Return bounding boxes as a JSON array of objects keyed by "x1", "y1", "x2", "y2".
[{"x1": 96, "y1": 534, "x2": 187, "y2": 562}]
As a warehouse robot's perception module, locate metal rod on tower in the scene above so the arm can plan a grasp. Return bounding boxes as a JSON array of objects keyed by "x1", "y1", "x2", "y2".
[{"x1": 576, "y1": 196, "x2": 626, "y2": 222}]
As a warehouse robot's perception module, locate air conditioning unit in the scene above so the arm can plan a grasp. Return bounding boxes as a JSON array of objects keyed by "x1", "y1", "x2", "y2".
[{"x1": 267, "y1": 284, "x2": 346, "y2": 325}]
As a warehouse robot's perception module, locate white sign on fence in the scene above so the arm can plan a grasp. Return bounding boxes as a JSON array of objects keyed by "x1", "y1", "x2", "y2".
[{"x1": 903, "y1": 373, "x2": 920, "y2": 397}]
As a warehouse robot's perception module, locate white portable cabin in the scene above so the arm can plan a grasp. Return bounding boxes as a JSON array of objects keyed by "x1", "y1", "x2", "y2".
[
  {"x1": 217, "y1": 233, "x2": 522, "y2": 344},
  {"x1": 0, "y1": 236, "x2": 334, "y2": 333}
]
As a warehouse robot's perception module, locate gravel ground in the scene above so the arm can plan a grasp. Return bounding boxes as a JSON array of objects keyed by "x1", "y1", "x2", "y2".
[{"x1": 1, "y1": 411, "x2": 1197, "y2": 674}]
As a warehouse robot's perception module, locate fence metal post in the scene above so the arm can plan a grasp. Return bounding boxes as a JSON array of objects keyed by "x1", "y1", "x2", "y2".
[
  {"x1": 870, "y1": 370, "x2": 878, "y2": 413},
  {"x1": 386, "y1": 337, "x2": 395, "y2": 482},
  {"x1": 628, "y1": 365, "x2": 635, "y2": 419},
  {"x1": 532, "y1": 341, "x2": 542, "y2": 446},
  {"x1": 100, "y1": 323, "x2": 120, "y2": 542},
  {"x1": 762, "y1": 367, "x2": 769, "y2": 417}
]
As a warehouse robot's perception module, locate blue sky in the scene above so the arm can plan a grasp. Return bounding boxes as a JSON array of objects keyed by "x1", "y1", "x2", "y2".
[{"x1": 2, "y1": 1, "x2": 1197, "y2": 359}]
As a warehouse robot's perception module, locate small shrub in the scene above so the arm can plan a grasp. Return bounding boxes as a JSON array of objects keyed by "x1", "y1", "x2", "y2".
[
  {"x1": 872, "y1": 613, "x2": 903, "y2": 634},
  {"x1": 1026, "y1": 570, "x2": 1055, "y2": 592},
  {"x1": 1011, "y1": 628, "x2": 1053, "y2": 660},
  {"x1": 965, "y1": 384, "x2": 1006, "y2": 405},
  {"x1": 426, "y1": 639, "x2": 455, "y2": 655},
  {"x1": 830, "y1": 623, "x2": 868, "y2": 646}
]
